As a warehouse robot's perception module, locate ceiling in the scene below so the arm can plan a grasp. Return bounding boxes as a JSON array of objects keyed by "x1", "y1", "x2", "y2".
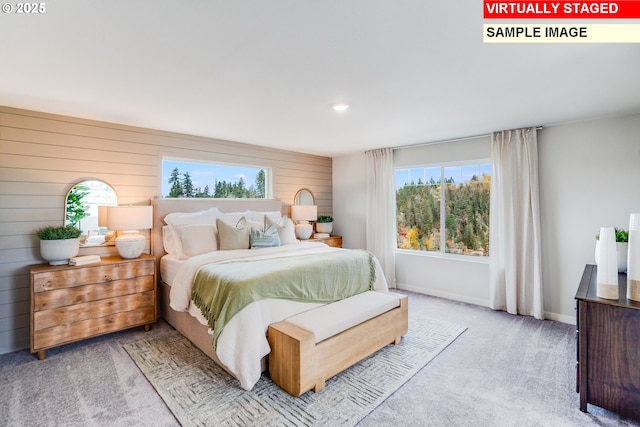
[{"x1": 2, "y1": 1, "x2": 640, "y2": 157}]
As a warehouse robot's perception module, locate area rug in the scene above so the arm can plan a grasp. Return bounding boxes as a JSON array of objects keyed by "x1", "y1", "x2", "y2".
[{"x1": 123, "y1": 315, "x2": 466, "y2": 427}]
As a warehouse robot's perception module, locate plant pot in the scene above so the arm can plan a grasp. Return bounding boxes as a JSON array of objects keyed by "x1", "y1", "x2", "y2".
[
  {"x1": 40, "y1": 238, "x2": 80, "y2": 266},
  {"x1": 595, "y1": 241, "x2": 628, "y2": 273},
  {"x1": 316, "y1": 222, "x2": 333, "y2": 234}
]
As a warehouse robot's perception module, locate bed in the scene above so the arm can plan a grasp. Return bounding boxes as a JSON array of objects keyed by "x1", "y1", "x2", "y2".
[{"x1": 150, "y1": 198, "x2": 390, "y2": 391}]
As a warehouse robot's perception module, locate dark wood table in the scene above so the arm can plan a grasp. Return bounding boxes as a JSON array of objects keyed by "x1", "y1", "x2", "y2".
[{"x1": 575, "y1": 264, "x2": 640, "y2": 420}]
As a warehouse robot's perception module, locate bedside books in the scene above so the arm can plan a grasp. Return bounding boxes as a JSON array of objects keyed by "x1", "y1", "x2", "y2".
[
  {"x1": 69, "y1": 255, "x2": 101, "y2": 266},
  {"x1": 313, "y1": 233, "x2": 330, "y2": 239}
]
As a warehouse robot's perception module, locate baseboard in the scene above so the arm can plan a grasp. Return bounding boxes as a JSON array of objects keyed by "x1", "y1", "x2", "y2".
[
  {"x1": 544, "y1": 311, "x2": 576, "y2": 325},
  {"x1": 396, "y1": 283, "x2": 489, "y2": 308},
  {"x1": 397, "y1": 283, "x2": 577, "y2": 325}
]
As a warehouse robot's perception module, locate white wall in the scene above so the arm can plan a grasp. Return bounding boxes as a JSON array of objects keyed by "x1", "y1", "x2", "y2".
[
  {"x1": 538, "y1": 113, "x2": 640, "y2": 321},
  {"x1": 333, "y1": 112, "x2": 640, "y2": 323},
  {"x1": 332, "y1": 153, "x2": 367, "y2": 249}
]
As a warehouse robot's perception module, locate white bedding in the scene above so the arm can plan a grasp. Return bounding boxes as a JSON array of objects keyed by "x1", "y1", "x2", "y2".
[{"x1": 165, "y1": 241, "x2": 389, "y2": 390}]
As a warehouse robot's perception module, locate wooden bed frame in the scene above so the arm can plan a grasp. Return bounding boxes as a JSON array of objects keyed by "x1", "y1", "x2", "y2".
[{"x1": 150, "y1": 198, "x2": 286, "y2": 374}]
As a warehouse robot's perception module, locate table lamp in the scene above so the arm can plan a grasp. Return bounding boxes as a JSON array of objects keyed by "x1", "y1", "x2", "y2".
[
  {"x1": 107, "y1": 205, "x2": 153, "y2": 258},
  {"x1": 291, "y1": 205, "x2": 317, "y2": 240}
]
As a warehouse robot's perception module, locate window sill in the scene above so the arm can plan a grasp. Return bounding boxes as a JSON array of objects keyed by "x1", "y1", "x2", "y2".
[{"x1": 395, "y1": 249, "x2": 490, "y2": 264}]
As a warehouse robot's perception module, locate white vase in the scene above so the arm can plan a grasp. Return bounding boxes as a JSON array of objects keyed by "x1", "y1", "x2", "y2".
[
  {"x1": 40, "y1": 238, "x2": 80, "y2": 265},
  {"x1": 315, "y1": 222, "x2": 333, "y2": 234},
  {"x1": 594, "y1": 241, "x2": 628, "y2": 273},
  {"x1": 628, "y1": 213, "x2": 640, "y2": 301},
  {"x1": 596, "y1": 227, "x2": 619, "y2": 300}
]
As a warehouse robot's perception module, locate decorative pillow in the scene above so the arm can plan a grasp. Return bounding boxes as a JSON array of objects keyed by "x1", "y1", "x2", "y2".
[
  {"x1": 249, "y1": 225, "x2": 281, "y2": 249},
  {"x1": 176, "y1": 224, "x2": 217, "y2": 259},
  {"x1": 164, "y1": 207, "x2": 221, "y2": 227},
  {"x1": 265, "y1": 215, "x2": 298, "y2": 245},
  {"x1": 218, "y1": 211, "x2": 265, "y2": 231},
  {"x1": 218, "y1": 211, "x2": 251, "y2": 225},
  {"x1": 162, "y1": 225, "x2": 182, "y2": 256},
  {"x1": 216, "y1": 217, "x2": 250, "y2": 250},
  {"x1": 264, "y1": 211, "x2": 283, "y2": 223}
]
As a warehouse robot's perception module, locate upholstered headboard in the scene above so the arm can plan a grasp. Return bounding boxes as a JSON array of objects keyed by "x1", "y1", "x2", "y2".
[{"x1": 150, "y1": 198, "x2": 284, "y2": 263}]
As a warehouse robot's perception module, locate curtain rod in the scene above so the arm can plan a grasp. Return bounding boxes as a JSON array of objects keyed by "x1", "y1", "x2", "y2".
[{"x1": 391, "y1": 126, "x2": 543, "y2": 151}]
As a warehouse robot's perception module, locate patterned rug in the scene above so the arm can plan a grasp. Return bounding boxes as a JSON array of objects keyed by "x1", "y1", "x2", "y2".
[{"x1": 123, "y1": 315, "x2": 466, "y2": 427}]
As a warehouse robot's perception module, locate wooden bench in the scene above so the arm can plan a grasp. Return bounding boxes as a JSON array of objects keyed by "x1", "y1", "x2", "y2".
[{"x1": 267, "y1": 291, "x2": 408, "y2": 396}]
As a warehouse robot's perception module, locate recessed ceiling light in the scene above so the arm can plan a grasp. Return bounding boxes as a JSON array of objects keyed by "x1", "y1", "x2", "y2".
[{"x1": 332, "y1": 103, "x2": 349, "y2": 112}]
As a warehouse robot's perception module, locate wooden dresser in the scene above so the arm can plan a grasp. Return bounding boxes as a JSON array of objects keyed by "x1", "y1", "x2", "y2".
[
  {"x1": 308, "y1": 235, "x2": 342, "y2": 248},
  {"x1": 30, "y1": 254, "x2": 156, "y2": 360},
  {"x1": 575, "y1": 264, "x2": 640, "y2": 420}
]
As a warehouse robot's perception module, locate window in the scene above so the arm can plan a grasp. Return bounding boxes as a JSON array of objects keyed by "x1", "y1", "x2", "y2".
[
  {"x1": 395, "y1": 161, "x2": 491, "y2": 257},
  {"x1": 162, "y1": 158, "x2": 269, "y2": 199}
]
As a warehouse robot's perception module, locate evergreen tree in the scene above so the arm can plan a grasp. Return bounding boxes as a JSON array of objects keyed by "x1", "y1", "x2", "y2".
[
  {"x1": 168, "y1": 167, "x2": 183, "y2": 198},
  {"x1": 167, "y1": 167, "x2": 266, "y2": 199},
  {"x1": 256, "y1": 170, "x2": 265, "y2": 198},
  {"x1": 199, "y1": 184, "x2": 210, "y2": 198},
  {"x1": 396, "y1": 167, "x2": 490, "y2": 256},
  {"x1": 183, "y1": 172, "x2": 194, "y2": 198}
]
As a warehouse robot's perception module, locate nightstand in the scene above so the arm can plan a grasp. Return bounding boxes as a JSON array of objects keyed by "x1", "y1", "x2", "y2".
[
  {"x1": 30, "y1": 254, "x2": 156, "y2": 360},
  {"x1": 308, "y1": 235, "x2": 343, "y2": 248}
]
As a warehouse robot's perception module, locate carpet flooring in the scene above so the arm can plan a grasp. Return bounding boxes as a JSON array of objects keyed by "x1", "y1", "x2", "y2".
[
  {"x1": 123, "y1": 315, "x2": 465, "y2": 426},
  {"x1": 2, "y1": 290, "x2": 640, "y2": 426}
]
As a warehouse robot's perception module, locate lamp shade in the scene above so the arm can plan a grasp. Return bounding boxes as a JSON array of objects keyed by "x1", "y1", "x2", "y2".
[
  {"x1": 291, "y1": 205, "x2": 317, "y2": 222},
  {"x1": 106, "y1": 205, "x2": 153, "y2": 231},
  {"x1": 98, "y1": 205, "x2": 109, "y2": 227}
]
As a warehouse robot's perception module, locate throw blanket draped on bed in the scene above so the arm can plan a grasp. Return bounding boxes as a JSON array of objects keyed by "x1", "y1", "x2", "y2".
[{"x1": 191, "y1": 249, "x2": 375, "y2": 347}]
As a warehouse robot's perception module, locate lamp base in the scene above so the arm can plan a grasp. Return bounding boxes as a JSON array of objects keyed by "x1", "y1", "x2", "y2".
[
  {"x1": 295, "y1": 223, "x2": 313, "y2": 240},
  {"x1": 115, "y1": 231, "x2": 145, "y2": 259}
]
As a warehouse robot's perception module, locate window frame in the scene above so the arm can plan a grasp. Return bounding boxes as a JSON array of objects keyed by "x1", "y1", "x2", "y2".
[
  {"x1": 395, "y1": 158, "x2": 491, "y2": 263},
  {"x1": 161, "y1": 156, "x2": 272, "y2": 199}
]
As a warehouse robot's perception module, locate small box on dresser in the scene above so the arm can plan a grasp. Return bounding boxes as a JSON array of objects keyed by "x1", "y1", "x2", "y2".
[{"x1": 30, "y1": 254, "x2": 156, "y2": 360}]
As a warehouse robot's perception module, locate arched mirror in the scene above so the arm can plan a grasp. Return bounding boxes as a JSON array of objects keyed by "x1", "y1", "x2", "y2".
[
  {"x1": 65, "y1": 179, "x2": 118, "y2": 245},
  {"x1": 294, "y1": 188, "x2": 315, "y2": 206}
]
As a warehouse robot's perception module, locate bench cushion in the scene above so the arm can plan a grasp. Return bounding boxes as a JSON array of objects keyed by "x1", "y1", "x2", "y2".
[{"x1": 285, "y1": 291, "x2": 401, "y2": 343}]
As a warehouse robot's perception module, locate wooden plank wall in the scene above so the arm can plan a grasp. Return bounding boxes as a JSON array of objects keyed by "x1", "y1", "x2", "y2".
[{"x1": 0, "y1": 106, "x2": 333, "y2": 355}]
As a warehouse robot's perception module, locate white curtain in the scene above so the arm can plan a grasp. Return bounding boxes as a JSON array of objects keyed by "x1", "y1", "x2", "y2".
[
  {"x1": 489, "y1": 128, "x2": 544, "y2": 319},
  {"x1": 365, "y1": 148, "x2": 396, "y2": 288}
]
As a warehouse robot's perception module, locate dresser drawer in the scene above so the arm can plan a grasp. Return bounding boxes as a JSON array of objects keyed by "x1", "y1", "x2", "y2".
[
  {"x1": 33, "y1": 275, "x2": 154, "y2": 311},
  {"x1": 30, "y1": 255, "x2": 157, "y2": 359},
  {"x1": 34, "y1": 304, "x2": 155, "y2": 350},
  {"x1": 32, "y1": 258, "x2": 154, "y2": 292},
  {"x1": 34, "y1": 290, "x2": 155, "y2": 331}
]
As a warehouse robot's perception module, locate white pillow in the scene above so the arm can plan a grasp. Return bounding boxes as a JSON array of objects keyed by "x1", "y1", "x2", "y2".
[
  {"x1": 176, "y1": 224, "x2": 217, "y2": 259},
  {"x1": 216, "y1": 217, "x2": 250, "y2": 250},
  {"x1": 162, "y1": 225, "x2": 182, "y2": 256},
  {"x1": 217, "y1": 211, "x2": 281, "y2": 230},
  {"x1": 164, "y1": 207, "x2": 221, "y2": 227},
  {"x1": 263, "y1": 211, "x2": 283, "y2": 224},
  {"x1": 218, "y1": 211, "x2": 251, "y2": 225},
  {"x1": 265, "y1": 215, "x2": 297, "y2": 245}
]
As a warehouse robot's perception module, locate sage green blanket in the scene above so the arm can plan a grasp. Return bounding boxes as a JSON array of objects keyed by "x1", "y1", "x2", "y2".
[{"x1": 191, "y1": 249, "x2": 376, "y2": 348}]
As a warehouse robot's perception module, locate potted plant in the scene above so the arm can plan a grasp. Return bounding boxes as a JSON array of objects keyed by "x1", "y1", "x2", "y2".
[
  {"x1": 595, "y1": 228, "x2": 628, "y2": 273},
  {"x1": 315, "y1": 215, "x2": 333, "y2": 234},
  {"x1": 36, "y1": 225, "x2": 81, "y2": 265}
]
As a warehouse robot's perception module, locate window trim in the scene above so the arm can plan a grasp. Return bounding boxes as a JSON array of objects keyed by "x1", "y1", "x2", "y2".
[{"x1": 395, "y1": 158, "x2": 491, "y2": 262}]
